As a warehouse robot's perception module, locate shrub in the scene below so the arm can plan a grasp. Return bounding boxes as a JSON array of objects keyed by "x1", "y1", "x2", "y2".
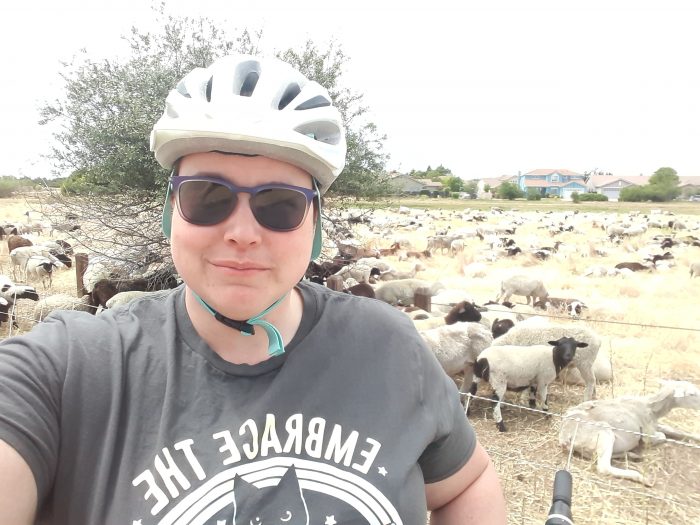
[
  {"x1": 526, "y1": 188, "x2": 542, "y2": 201},
  {"x1": 0, "y1": 178, "x2": 20, "y2": 198},
  {"x1": 578, "y1": 192, "x2": 608, "y2": 202},
  {"x1": 571, "y1": 191, "x2": 580, "y2": 203}
]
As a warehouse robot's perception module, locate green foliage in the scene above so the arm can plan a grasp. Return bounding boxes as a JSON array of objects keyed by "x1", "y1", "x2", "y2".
[
  {"x1": 0, "y1": 177, "x2": 20, "y2": 198},
  {"x1": 409, "y1": 164, "x2": 453, "y2": 182},
  {"x1": 497, "y1": 182, "x2": 524, "y2": 200},
  {"x1": 463, "y1": 180, "x2": 478, "y2": 198},
  {"x1": 620, "y1": 167, "x2": 680, "y2": 202},
  {"x1": 526, "y1": 188, "x2": 542, "y2": 201},
  {"x1": 484, "y1": 184, "x2": 491, "y2": 193},
  {"x1": 571, "y1": 191, "x2": 580, "y2": 203},
  {"x1": 40, "y1": 8, "x2": 387, "y2": 199},
  {"x1": 577, "y1": 192, "x2": 608, "y2": 202},
  {"x1": 444, "y1": 176, "x2": 464, "y2": 192}
]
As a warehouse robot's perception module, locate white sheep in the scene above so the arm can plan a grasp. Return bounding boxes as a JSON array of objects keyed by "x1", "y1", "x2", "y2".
[
  {"x1": 378, "y1": 262, "x2": 423, "y2": 281},
  {"x1": 374, "y1": 279, "x2": 445, "y2": 306},
  {"x1": 418, "y1": 322, "x2": 493, "y2": 398},
  {"x1": 105, "y1": 290, "x2": 163, "y2": 309},
  {"x1": 492, "y1": 323, "x2": 601, "y2": 401},
  {"x1": 496, "y1": 274, "x2": 548, "y2": 305},
  {"x1": 33, "y1": 294, "x2": 96, "y2": 321},
  {"x1": 412, "y1": 300, "x2": 485, "y2": 331},
  {"x1": 690, "y1": 261, "x2": 700, "y2": 278},
  {"x1": 25, "y1": 256, "x2": 58, "y2": 290},
  {"x1": 473, "y1": 337, "x2": 587, "y2": 431},
  {"x1": 559, "y1": 380, "x2": 700, "y2": 485}
]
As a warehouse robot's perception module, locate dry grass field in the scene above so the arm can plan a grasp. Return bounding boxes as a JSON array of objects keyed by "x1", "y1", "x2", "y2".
[{"x1": 2, "y1": 194, "x2": 700, "y2": 524}]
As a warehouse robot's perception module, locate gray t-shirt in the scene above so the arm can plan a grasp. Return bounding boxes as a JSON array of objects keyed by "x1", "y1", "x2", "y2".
[{"x1": 0, "y1": 281, "x2": 475, "y2": 525}]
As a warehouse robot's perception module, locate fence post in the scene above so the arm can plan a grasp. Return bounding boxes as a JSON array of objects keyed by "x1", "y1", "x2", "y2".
[
  {"x1": 326, "y1": 275, "x2": 344, "y2": 292},
  {"x1": 414, "y1": 287, "x2": 432, "y2": 312},
  {"x1": 75, "y1": 253, "x2": 89, "y2": 297}
]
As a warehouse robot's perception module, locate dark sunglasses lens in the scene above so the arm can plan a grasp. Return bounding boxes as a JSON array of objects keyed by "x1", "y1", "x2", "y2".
[
  {"x1": 252, "y1": 188, "x2": 309, "y2": 231},
  {"x1": 178, "y1": 180, "x2": 235, "y2": 225}
]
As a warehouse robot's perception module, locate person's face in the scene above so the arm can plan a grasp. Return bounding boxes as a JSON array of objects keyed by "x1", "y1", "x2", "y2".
[{"x1": 170, "y1": 152, "x2": 316, "y2": 320}]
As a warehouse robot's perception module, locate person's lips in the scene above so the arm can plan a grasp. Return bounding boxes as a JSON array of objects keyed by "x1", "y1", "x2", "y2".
[{"x1": 211, "y1": 260, "x2": 269, "y2": 272}]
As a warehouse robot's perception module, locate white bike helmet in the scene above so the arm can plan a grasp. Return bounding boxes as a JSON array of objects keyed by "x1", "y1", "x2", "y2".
[{"x1": 150, "y1": 54, "x2": 346, "y2": 195}]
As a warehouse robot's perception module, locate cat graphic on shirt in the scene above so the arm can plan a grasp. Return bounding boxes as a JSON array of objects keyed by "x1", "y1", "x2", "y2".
[{"x1": 216, "y1": 467, "x2": 309, "y2": 525}]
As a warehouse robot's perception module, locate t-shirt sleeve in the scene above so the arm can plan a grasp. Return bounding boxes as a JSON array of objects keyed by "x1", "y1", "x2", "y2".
[
  {"x1": 0, "y1": 315, "x2": 69, "y2": 503},
  {"x1": 415, "y1": 338, "x2": 477, "y2": 484}
]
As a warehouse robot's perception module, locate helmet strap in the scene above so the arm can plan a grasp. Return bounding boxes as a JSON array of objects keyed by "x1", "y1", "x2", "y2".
[{"x1": 193, "y1": 292, "x2": 288, "y2": 357}]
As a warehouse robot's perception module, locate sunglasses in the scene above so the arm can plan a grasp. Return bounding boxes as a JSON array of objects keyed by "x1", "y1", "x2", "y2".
[{"x1": 170, "y1": 175, "x2": 317, "y2": 232}]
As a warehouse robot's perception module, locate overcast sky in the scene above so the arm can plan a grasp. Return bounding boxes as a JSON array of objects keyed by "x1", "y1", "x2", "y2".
[{"x1": 2, "y1": 0, "x2": 699, "y2": 181}]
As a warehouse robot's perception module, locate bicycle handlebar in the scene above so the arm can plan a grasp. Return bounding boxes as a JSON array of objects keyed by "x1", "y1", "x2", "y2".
[{"x1": 545, "y1": 470, "x2": 574, "y2": 525}]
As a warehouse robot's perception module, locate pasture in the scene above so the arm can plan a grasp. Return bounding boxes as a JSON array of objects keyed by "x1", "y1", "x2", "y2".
[{"x1": 2, "y1": 194, "x2": 700, "y2": 524}]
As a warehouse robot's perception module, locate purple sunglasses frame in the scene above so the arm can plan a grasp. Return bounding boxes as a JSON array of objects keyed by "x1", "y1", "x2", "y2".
[{"x1": 169, "y1": 175, "x2": 318, "y2": 231}]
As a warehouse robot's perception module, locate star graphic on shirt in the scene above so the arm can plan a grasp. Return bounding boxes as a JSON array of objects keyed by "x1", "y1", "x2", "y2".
[
  {"x1": 325, "y1": 516, "x2": 337, "y2": 525},
  {"x1": 378, "y1": 466, "x2": 388, "y2": 476}
]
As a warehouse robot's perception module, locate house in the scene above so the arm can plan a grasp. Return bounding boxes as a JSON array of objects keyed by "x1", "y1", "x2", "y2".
[
  {"x1": 389, "y1": 173, "x2": 445, "y2": 195},
  {"x1": 518, "y1": 169, "x2": 588, "y2": 200},
  {"x1": 586, "y1": 175, "x2": 650, "y2": 201},
  {"x1": 586, "y1": 175, "x2": 700, "y2": 201},
  {"x1": 476, "y1": 175, "x2": 518, "y2": 197}
]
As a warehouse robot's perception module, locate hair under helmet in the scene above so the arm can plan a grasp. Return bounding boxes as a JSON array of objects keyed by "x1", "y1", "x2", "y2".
[{"x1": 151, "y1": 54, "x2": 347, "y2": 356}]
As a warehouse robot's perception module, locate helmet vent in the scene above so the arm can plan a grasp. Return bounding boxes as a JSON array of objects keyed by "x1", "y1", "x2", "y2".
[
  {"x1": 278, "y1": 83, "x2": 301, "y2": 110},
  {"x1": 240, "y1": 71, "x2": 259, "y2": 97},
  {"x1": 175, "y1": 81, "x2": 191, "y2": 99},
  {"x1": 294, "y1": 121, "x2": 341, "y2": 145},
  {"x1": 295, "y1": 95, "x2": 331, "y2": 111},
  {"x1": 205, "y1": 77, "x2": 213, "y2": 102}
]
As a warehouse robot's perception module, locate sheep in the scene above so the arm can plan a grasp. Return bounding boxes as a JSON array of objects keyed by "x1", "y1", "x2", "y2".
[
  {"x1": 614, "y1": 261, "x2": 652, "y2": 272},
  {"x1": 491, "y1": 323, "x2": 601, "y2": 401},
  {"x1": 557, "y1": 350, "x2": 613, "y2": 386},
  {"x1": 559, "y1": 380, "x2": 700, "y2": 486},
  {"x1": 491, "y1": 318, "x2": 515, "y2": 338},
  {"x1": 534, "y1": 297, "x2": 588, "y2": 318},
  {"x1": 343, "y1": 282, "x2": 375, "y2": 298},
  {"x1": 6, "y1": 234, "x2": 32, "y2": 253},
  {"x1": 34, "y1": 294, "x2": 97, "y2": 321},
  {"x1": 25, "y1": 256, "x2": 58, "y2": 289},
  {"x1": 374, "y1": 279, "x2": 445, "y2": 306},
  {"x1": 413, "y1": 300, "x2": 485, "y2": 331},
  {"x1": 496, "y1": 275, "x2": 548, "y2": 305},
  {"x1": 449, "y1": 239, "x2": 465, "y2": 256},
  {"x1": 473, "y1": 337, "x2": 586, "y2": 431},
  {"x1": 0, "y1": 277, "x2": 40, "y2": 328},
  {"x1": 105, "y1": 290, "x2": 164, "y2": 309},
  {"x1": 418, "y1": 322, "x2": 494, "y2": 398},
  {"x1": 378, "y1": 262, "x2": 423, "y2": 281},
  {"x1": 690, "y1": 262, "x2": 700, "y2": 278},
  {"x1": 333, "y1": 263, "x2": 380, "y2": 284}
]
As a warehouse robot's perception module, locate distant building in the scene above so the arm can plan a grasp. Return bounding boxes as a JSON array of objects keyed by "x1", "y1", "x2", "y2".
[
  {"x1": 518, "y1": 169, "x2": 587, "y2": 200},
  {"x1": 678, "y1": 176, "x2": 700, "y2": 198},
  {"x1": 389, "y1": 173, "x2": 445, "y2": 195},
  {"x1": 586, "y1": 175, "x2": 649, "y2": 201}
]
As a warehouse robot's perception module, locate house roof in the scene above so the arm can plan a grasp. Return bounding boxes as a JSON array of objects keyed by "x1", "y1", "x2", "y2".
[
  {"x1": 679, "y1": 176, "x2": 700, "y2": 187},
  {"x1": 524, "y1": 168, "x2": 582, "y2": 177},
  {"x1": 587, "y1": 175, "x2": 649, "y2": 188},
  {"x1": 481, "y1": 175, "x2": 517, "y2": 186},
  {"x1": 415, "y1": 179, "x2": 444, "y2": 188}
]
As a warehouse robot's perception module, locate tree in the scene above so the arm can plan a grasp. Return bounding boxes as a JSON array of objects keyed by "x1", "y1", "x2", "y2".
[
  {"x1": 620, "y1": 167, "x2": 681, "y2": 202},
  {"x1": 41, "y1": 10, "x2": 387, "y2": 199},
  {"x1": 497, "y1": 182, "x2": 524, "y2": 200},
  {"x1": 463, "y1": 180, "x2": 478, "y2": 198},
  {"x1": 36, "y1": 8, "x2": 389, "y2": 269},
  {"x1": 649, "y1": 167, "x2": 679, "y2": 187},
  {"x1": 444, "y1": 176, "x2": 464, "y2": 193}
]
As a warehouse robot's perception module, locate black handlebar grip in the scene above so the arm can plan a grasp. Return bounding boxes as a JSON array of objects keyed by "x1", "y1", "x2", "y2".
[{"x1": 545, "y1": 470, "x2": 573, "y2": 525}]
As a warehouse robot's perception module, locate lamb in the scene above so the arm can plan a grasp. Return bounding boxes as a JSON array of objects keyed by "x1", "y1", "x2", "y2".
[
  {"x1": 473, "y1": 337, "x2": 586, "y2": 431},
  {"x1": 534, "y1": 297, "x2": 588, "y2": 317},
  {"x1": 492, "y1": 323, "x2": 601, "y2": 401},
  {"x1": 33, "y1": 294, "x2": 97, "y2": 321},
  {"x1": 25, "y1": 256, "x2": 58, "y2": 289},
  {"x1": 374, "y1": 279, "x2": 445, "y2": 306},
  {"x1": 333, "y1": 263, "x2": 380, "y2": 284},
  {"x1": 413, "y1": 300, "x2": 485, "y2": 331},
  {"x1": 418, "y1": 322, "x2": 494, "y2": 398},
  {"x1": 690, "y1": 262, "x2": 700, "y2": 278},
  {"x1": 559, "y1": 380, "x2": 700, "y2": 485},
  {"x1": 496, "y1": 275, "x2": 548, "y2": 305},
  {"x1": 491, "y1": 318, "x2": 515, "y2": 338}
]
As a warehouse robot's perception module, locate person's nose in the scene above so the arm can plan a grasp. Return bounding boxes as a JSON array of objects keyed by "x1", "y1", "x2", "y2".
[{"x1": 222, "y1": 193, "x2": 263, "y2": 246}]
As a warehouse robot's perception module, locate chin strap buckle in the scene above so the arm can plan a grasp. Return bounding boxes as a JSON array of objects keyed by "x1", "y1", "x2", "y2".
[{"x1": 214, "y1": 313, "x2": 256, "y2": 335}]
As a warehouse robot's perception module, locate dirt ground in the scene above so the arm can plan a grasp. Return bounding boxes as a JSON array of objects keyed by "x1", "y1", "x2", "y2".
[{"x1": 2, "y1": 194, "x2": 700, "y2": 524}]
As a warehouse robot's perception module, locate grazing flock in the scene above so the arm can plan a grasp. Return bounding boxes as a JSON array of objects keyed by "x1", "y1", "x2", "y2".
[{"x1": 2, "y1": 204, "x2": 700, "y2": 487}]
